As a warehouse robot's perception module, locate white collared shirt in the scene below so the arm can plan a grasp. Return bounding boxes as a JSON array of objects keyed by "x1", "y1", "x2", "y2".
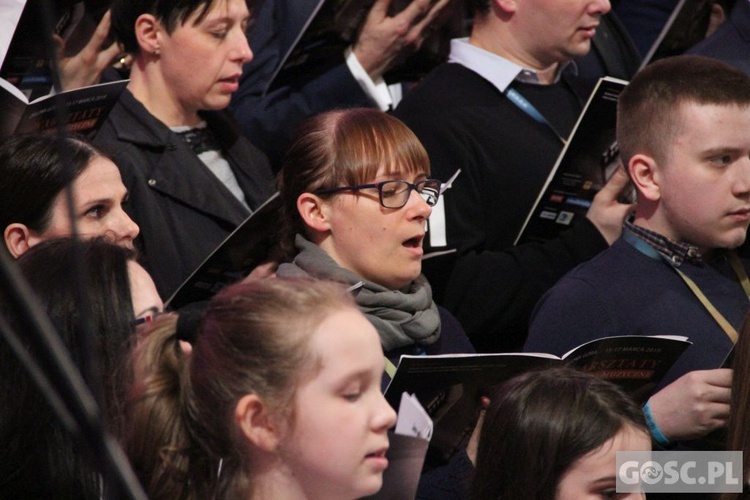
[{"x1": 447, "y1": 38, "x2": 575, "y2": 93}]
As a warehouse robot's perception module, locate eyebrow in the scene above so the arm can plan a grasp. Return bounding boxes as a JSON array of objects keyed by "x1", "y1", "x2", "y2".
[
  {"x1": 373, "y1": 172, "x2": 429, "y2": 183},
  {"x1": 702, "y1": 146, "x2": 742, "y2": 157},
  {"x1": 80, "y1": 197, "x2": 114, "y2": 206},
  {"x1": 334, "y1": 368, "x2": 377, "y2": 387},
  {"x1": 203, "y1": 13, "x2": 250, "y2": 26},
  {"x1": 589, "y1": 476, "x2": 616, "y2": 487}
]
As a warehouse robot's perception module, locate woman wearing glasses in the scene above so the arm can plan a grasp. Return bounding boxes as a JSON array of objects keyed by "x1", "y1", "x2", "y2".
[
  {"x1": 276, "y1": 108, "x2": 475, "y2": 498},
  {"x1": 275, "y1": 108, "x2": 633, "y2": 497},
  {"x1": 277, "y1": 108, "x2": 475, "y2": 363}
]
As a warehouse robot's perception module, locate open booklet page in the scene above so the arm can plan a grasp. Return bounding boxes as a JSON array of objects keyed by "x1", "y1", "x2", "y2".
[{"x1": 385, "y1": 334, "x2": 691, "y2": 466}]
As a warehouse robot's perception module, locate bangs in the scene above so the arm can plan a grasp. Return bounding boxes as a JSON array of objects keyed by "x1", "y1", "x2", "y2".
[{"x1": 333, "y1": 112, "x2": 430, "y2": 186}]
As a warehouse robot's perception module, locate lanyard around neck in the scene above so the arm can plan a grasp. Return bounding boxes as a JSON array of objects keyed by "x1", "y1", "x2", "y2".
[
  {"x1": 623, "y1": 231, "x2": 750, "y2": 344},
  {"x1": 506, "y1": 88, "x2": 567, "y2": 145}
]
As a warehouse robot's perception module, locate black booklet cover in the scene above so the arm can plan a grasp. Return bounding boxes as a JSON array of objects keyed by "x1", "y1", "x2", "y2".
[
  {"x1": 166, "y1": 192, "x2": 282, "y2": 309},
  {"x1": 385, "y1": 334, "x2": 691, "y2": 464},
  {"x1": 514, "y1": 76, "x2": 629, "y2": 245},
  {"x1": 0, "y1": 77, "x2": 127, "y2": 138}
]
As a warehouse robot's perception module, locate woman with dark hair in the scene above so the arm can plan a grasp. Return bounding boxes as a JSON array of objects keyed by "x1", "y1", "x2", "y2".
[
  {"x1": 0, "y1": 237, "x2": 162, "y2": 497},
  {"x1": 94, "y1": 0, "x2": 275, "y2": 298},
  {"x1": 472, "y1": 367, "x2": 650, "y2": 500},
  {"x1": 0, "y1": 133, "x2": 139, "y2": 257},
  {"x1": 124, "y1": 278, "x2": 396, "y2": 499}
]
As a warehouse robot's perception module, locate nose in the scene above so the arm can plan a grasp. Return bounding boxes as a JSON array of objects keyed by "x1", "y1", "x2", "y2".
[
  {"x1": 589, "y1": 0, "x2": 611, "y2": 15},
  {"x1": 405, "y1": 188, "x2": 432, "y2": 219},
  {"x1": 733, "y1": 156, "x2": 750, "y2": 196},
  {"x1": 373, "y1": 393, "x2": 398, "y2": 432},
  {"x1": 233, "y1": 29, "x2": 253, "y2": 64},
  {"x1": 112, "y1": 208, "x2": 140, "y2": 246}
]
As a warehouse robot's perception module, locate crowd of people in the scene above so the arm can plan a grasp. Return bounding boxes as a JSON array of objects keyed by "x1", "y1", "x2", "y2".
[{"x1": 3, "y1": 0, "x2": 750, "y2": 498}]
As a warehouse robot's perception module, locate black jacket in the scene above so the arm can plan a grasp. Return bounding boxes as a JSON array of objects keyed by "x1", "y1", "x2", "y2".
[{"x1": 94, "y1": 90, "x2": 275, "y2": 298}]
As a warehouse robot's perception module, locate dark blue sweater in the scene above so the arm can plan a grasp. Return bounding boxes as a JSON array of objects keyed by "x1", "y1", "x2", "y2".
[{"x1": 524, "y1": 238, "x2": 749, "y2": 390}]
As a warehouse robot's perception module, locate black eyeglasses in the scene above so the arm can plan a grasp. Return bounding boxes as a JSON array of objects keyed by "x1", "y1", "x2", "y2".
[
  {"x1": 313, "y1": 179, "x2": 442, "y2": 209},
  {"x1": 132, "y1": 311, "x2": 163, "y2": 327}
]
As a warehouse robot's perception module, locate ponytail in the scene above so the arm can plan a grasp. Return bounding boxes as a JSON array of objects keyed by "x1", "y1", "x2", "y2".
[{"x1": 124, "y1": 314, "x2": 202, "y2": 499}]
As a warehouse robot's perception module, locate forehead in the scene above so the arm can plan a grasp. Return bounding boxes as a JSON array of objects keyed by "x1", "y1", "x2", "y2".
[
  {"x1": 673, "y1": 101, "x2": 750, "y2": 144},
  {"x1": 188, "y1": 0, "x2": 248, "y2": 22},
  {"x1": 308, "y1": 308, "x2": 382, "y2": 374},
  {"x1": 374, "y1": 162, "x2": 428, "y2": 179},
  {"x1": 73, "y1": 156, "x2": 125, "y2": 195}
]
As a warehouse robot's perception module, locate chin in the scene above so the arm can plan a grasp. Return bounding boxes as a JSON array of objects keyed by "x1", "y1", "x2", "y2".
[
  {"x1": 722, "y1": 229, "x2": 749, "y2": 249},
  {"x1": 356, "y1": 475, "x2": 384, "y2": 498},
  {"x1": 204, "y1": 97, "x2": 232, "y2": 111}
]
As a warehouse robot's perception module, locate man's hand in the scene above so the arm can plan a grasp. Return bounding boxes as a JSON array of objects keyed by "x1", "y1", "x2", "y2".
[
  {"x1": 54, "y1": 10, "x2": 122, "y2": 91},
  {"x1": 586, "y1": 166, "x2": 636, "y2": 245},
  {"x1": 353, "y1": 0, "x2": 453, "y2": 80},
  {"x1": 647, "y1": 368, "x2": 732, "y2": 442}
]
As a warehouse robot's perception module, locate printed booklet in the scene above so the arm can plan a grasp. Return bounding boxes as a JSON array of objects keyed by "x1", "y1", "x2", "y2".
[
  {"x1": 166, "y1": 192, "x2": 282, "y2": 309},
  {"x1": 385, "y1": 334, "x2": 691, "y2": 465},
  {"x1": 0, "y1": 77, "x2": 127, "y2": 138},
  {"x1": 514, "y1": 76, "x2": 629, "y2": 245}
]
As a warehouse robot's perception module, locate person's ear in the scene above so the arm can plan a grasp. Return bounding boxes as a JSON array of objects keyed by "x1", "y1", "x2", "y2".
[
  {"x1": 134, "y1": 13, "x2": 162, "y2": 56},
  {"x1": 297, "y1": 193, "x2": 332, "y2": 233},
  {"x1": 628, "y1": 153, "x2": 661, "y2": 202},
  {"x1": 494, "y1": 0, "x2": 517, "y2": 15},
  {"x1": 707, "y1": 3, "x2": 727, "y2": 38},
  {"x1": 4, "y1": 223, "x2": 36, "y2": 258},
  {"x1": 235, "y1": 393, "x2": 281, "y2": 452}
]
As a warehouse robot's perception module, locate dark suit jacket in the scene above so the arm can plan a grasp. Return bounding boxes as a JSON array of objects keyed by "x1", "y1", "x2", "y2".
[
  {"x1": 94, "y1": 90, "x2": 275, "y2": 299},
  {"x1": 231, "y1": 0, "x2": 372, "y2": 169},
  {"x1": 688, "y1": 0, "x2": 750, "y2": 75}
]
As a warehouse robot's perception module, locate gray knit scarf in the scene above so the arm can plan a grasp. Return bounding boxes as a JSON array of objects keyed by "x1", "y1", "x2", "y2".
[{"x1": 276, "y1": 235, "x2": 441, "y2": 351}]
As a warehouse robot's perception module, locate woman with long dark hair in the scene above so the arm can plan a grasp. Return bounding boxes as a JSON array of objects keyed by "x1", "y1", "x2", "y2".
[{"x1": 0, "y1": 237, "x2": 162, "y2": 497}]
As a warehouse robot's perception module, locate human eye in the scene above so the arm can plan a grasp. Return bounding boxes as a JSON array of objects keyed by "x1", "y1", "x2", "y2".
[
  {"x1": 711, "y1": 155, "x2": 733, "y2": 166},
  {"x1": 343, "y1": 391, "x2": 361, "y2": 402},
  {"x1": 597, "y1": 486, "x2": 621, "y2": 499},
  {"x1": 207, "y1": 21, "x2": 231, "y2": 39},
  {"x1": 342, "y1": 387, "x2": 362, "y2": 402},
  {"x1": 380, "y1": 181, "x2": 405, "y2": 199},
  {"x1": 83, "y1": 204, "x2": 108, "y2": 219},
  {"x1": 706, "y1": 149, "x2": 738, "y2": 167}
]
